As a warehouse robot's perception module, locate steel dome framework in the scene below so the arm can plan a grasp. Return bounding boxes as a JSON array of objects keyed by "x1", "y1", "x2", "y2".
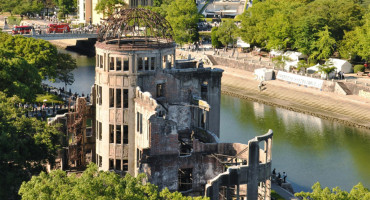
[{"x1": 98, "y1": 8, "x2": 174, "y2": 47}]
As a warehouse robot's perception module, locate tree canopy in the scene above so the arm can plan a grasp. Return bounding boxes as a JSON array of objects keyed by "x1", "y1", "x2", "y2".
[
  {"x1": 215, "y1": 20, "x2": 238, "y2": 48},
  {"x1": 239, "y1": 0, "x2": 366, "y2": 61},
  {"x1": 0, "y1": 92, "x2": 61, "y2": 199},
  {"x1": 0, "y1": 32, "x2": 77, "y2": 101},
  {"x1": 19, "y1": 163, "x2": 209, "y2": 200},
  {"x1": 295, "y1": 182, "x2": 370, "y2": 199},
  {"x1": 165, "y1": 0, "x2": 200, "y2": 45},
  {"x1": 95, "y1": 0, "x2": 126, "y2": 17}
]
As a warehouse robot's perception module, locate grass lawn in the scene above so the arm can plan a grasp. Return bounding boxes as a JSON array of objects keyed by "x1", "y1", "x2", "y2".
[{"x1": 35, "y1": 93, "x2": 64, "y2": 105}]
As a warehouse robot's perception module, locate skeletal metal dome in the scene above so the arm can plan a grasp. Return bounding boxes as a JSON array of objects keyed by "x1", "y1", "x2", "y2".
[{"x1": 98, "y1": 8, "x2": 173, "y2": 45}]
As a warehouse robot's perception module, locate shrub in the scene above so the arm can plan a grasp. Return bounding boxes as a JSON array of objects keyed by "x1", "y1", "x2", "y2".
[{"x1": 354, "y1": 65, "x2": 365, "y2": 73}]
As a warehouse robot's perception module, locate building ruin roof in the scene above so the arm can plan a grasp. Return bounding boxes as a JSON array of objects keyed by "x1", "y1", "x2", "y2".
[{"x1": 97, "y1": 8, "x2": 173, "y2": 46}]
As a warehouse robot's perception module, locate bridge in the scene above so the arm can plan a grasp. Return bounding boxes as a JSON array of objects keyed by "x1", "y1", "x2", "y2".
[{"x1": 21, "y1": 32, "x2": 98, "y2": 40}]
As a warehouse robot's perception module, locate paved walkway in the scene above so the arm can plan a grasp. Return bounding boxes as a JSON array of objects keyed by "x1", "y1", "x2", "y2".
[
  {"x1": 271, "y1": 183, "x2": 299, "y2": 200},
  {"x1": 218, "y1": 65, "x2": 370, "y2": 129}
]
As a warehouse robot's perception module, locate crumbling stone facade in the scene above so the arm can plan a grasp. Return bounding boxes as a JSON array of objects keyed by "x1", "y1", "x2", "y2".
[{"x1": 92, "y1": 8, "x2": 273, "y2": 199}]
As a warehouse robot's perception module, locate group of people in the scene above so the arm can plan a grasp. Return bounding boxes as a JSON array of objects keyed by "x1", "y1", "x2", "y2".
[
  {"x1": 337, "y1": 71, "x2": 345, "y2": 80},
  {"x1": 272, "y1": 168, "x2": 288, "y2": 186}
]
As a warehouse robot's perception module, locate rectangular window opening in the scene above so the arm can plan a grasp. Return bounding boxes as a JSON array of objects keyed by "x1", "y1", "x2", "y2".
[
  {"x1": 150, "y1": 57, "x2": 155, "y2": 70},
  {"x1": 98, "y1": 155, "x2": 102, "y2": 167},
  {"x1": 123, "y1": 159, "x2": 128, "y2": 171},
  {"x1": 144, "y1": 57, "x2": 149, "y2": 70},
  {"x1": 109, "y1": 57, "x2": 115, "y2": 71},
  {"x1": 99, "y1": 122, "x2": 102, "y2": 140},
  {"x1": 109, "y1": 124, "x2": 114, "y2": 143},
  {"x1": 123, "y1": 57, "x2": 129, "y2": 71},
  {"x1": 109, "y1": 159, "x2": 114, "y2": 170},
  {"x1": 138, "y1": 57, "x2": 143, "y2": 71},
  {"x1": 116, "y1": 89, "x2": 122, "y2": 108},
  {"x1": 178, "y1": 168, "x2": 193, "y2": 191},
  {"x1": 123, "y1": 89, "x2": 128, "y2": 108},
  {"x1": 140, "y1": 113, "x2": 143, "y2": 134},
  {"x1": 98, "y1": 86, "x2": 102, "y2": 105},
  {"x1": 116, "y1": 159, "x2": 121, "y2": 171},
  {"x1": 123, "y1": 125, "x2": 128, "y2": 144},
  {"x1": 100, "y1": 55, "x2": 103, "y2": 68},
  {"x1": 136, "y1": 112, "x2": 140, "y2": 132},
  {"x1": 109, "y1": 88, "x2": 114, "y2": 108},
  {"x1": 116, "y1": 57, "x2": 122, "y2": 71},
  {"x1": 156, "y1": 84, "x2": 164, "y2": 97},
  {"x1": 116, "y1": 125, "x2": 121, "y2": 144}
]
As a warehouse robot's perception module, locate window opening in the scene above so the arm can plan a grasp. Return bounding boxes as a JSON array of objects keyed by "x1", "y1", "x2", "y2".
[
  {"x1": 150, "y1": 57, "x2": 155, "y2": 70},
  {"x1": 98, "y1": 86, "x2": 102, "y2": 105},
  {"x1": 138, "y1": 57, "x2": 143, "y2": 71},
  {"x1": 123, "y1": 57, "x2": 129, "y2": 71},
  {"x1": 201, "y1": 81, "x2": 208, "y2": 101},
  {"x1": 99, "y1": 122, "x2": 102, "y2": 140},
  {"x1": 123, "y1": 89, "x2": 128, "y2": 108},
  {"x1": 123, "y1": 159, "x2": 128, "y2": 171},
  {"x1": 109, "y1": 125, "x2": 114, "y2": 143},
  {"x1": 98, "y1": 155, "x2": 102, "y2": 167},
  {"x1": 144, "y1": 57, "x2": 149, "y2": 70},
  {"x1": 156, "y1": 84, "x2": 164, "y2": 97},
  {"x1": 109, "y1": 159, "x2": 114, "y2": 170},
  {"x1": 109, "y1": 88, "x2": 114, "y2": 108},
  {"x1": 96, "y1": 120, "x2": 99, "y2": 139},
  {"x1": 137, "y1": 112, "x2": 140, "y2": 132},
  {"x1": 116, "y1": 125, "x2": 121, "y2": 144},
  {"x1": 140, "y1": 113, "x2": 143, "y2": 134},
  {"x1": 109, "y1": 57, "x2": 115, "y2": 71},
  {"x1": 178, "y1": 168, "x2": 193, "y2": 191},
  {"x1": 116, "y1": 89, "x2": 122, "y2": 108},
  {"x1": 116, "y1": 159, "x2": 121, "y2": 171},
  {"x1": 123, "y1": 125, "x2": 128, "y2": 144},
  {"x1": 100, "y1": 55, "x2": 103, "y2": 68},
  {"x1": 179, "y1": 133, "x2": 193, "y2": 156},
  {"x1": 116, "y1": 57, "x2": 122, "y2": 71}
]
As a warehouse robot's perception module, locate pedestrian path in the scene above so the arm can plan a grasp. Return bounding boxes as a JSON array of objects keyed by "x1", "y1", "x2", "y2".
[{"x1": 218, "y1": 65, "x2": 370, "y2": 130}]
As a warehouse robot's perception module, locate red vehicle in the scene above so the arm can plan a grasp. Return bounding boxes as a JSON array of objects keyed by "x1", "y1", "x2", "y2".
[
  {"x1": 12, "y1": 26, "x2": 33, "y2": 34},
  {"x1": 47, "y1": 23, "x2": 70, "y2": 33}
]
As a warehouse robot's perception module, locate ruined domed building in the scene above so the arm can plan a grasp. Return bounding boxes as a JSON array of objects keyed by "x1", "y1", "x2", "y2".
[{"x1": 51, "y1": 8, "x2": 273, "y2": 200}]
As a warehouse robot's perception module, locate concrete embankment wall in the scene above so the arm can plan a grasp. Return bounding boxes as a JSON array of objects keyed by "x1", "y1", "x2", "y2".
[
  {"x1": 208, "y1": 54, "x2": 370, "y2": 96},
  {"x1": 50, "y1": 38, "x2": 97, "y2": 57}
]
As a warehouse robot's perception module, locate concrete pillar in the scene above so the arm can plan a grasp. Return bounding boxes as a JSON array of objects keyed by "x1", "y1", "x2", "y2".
[{"x1": 247, "y1": 141, "x2": 259, "y2": 200}]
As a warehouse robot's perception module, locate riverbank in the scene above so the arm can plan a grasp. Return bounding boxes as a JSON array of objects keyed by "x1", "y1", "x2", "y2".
[{"x1": 217, "y1": 65, "x2": 370, "y2": 130}]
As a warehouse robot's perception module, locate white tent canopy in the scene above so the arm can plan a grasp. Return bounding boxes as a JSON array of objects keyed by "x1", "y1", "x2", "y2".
[
  {"x1": 327, "y1": 58, "x2": 352, "y2": 73},
  {"x1": 283, "y1": 51, "x2": 308, "y2": 71}
]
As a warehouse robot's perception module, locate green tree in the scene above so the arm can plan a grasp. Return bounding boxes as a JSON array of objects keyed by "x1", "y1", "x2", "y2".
[
  {"x1": 165, "y1": 0, "x2": 200, "y2": 45},
  {"x1": 95, "y1": 0, "x2": 126, "y2": 17},
  {"x1": 211, "y1": 27, "x2": 222, "y2": 48},
  {"x1": 318, "y1": 60, "x2": 336, "y2": 80},
  {"x1": 216, "y1": 20, "x2": 238, "y2": 49},
  {"x1": 339, "y1": 7, "x2": 370, "y2": 61},
  {"x1": 0, "y1": 92, "x2": 61, "y2": 199},
  {"x1": 0, "y1": 0, "x2": 44, "y2": 15},
  {"x1": 309, "y1": 26, "x2": 336, "y2": 61},
  {"x1": 54, "y1": 0, "x2": 76, "y2": 16},
  {"x1": 0, "y1": 32, "x2": 77, "y2": 81},
  {"x1": 295, "y1": 182, "x2": 370, "y2": 199},
  {"x1": 19, "y1": 163, "x2": 209, "y2": 200},
  {"x1": 0, "y1": 49, "x2": 41, "y2": 101}
]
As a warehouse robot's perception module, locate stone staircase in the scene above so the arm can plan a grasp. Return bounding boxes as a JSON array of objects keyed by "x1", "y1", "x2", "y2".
[{"x1": 335, "y1": 82, "x2": 352, "y2": 95}]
